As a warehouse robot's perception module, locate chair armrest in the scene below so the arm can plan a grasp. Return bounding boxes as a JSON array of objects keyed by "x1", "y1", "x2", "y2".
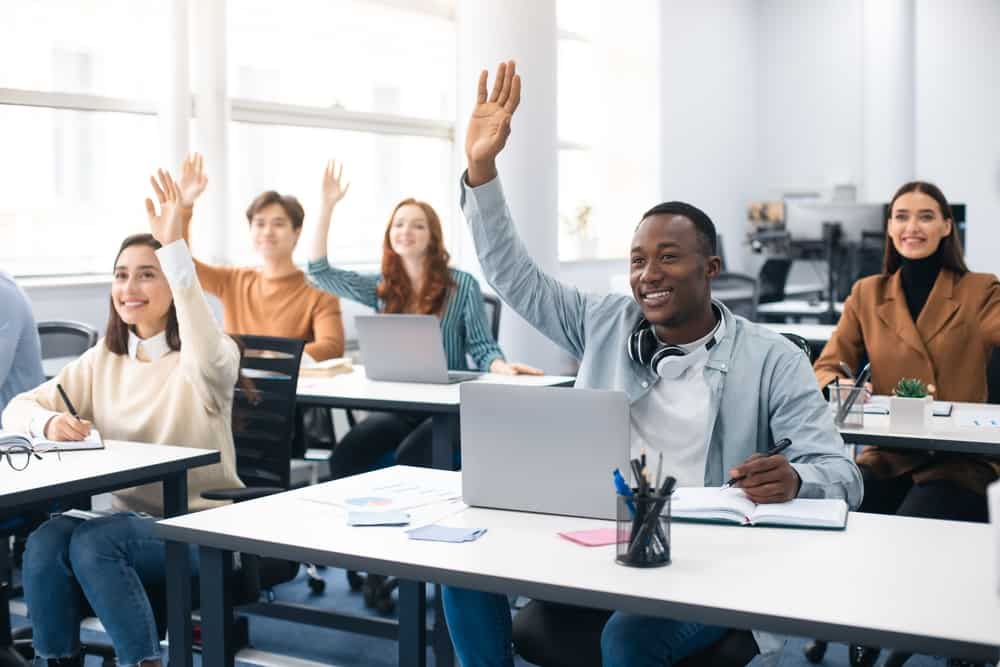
[{"x1": 201, "y1": 486, "x2": 284, "y2": 503}]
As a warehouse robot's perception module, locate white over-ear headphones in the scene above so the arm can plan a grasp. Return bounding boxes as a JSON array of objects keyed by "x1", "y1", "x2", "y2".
[{"x1": 626, "y1": 309, "x2": 721, "y2": 379}]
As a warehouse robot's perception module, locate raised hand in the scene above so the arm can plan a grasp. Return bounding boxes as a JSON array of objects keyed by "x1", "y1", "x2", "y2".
[
  {"x1": 177, "y1": 152, "x2": 208, "y2": 207},
  {"x1": 144, "y1": 169, "x2": 184, "y2": 246},
  {"x1": 320, "y1": 159, "x2": 350, "y2": 210},
  {"x1": 465, "y1": 60, "x2": 521, "y2": 186}
]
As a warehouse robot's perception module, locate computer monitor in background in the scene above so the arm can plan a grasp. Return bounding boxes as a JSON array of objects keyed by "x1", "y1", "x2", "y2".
[{"x1": 783, "y1": 201, "x2": 886, "y2": 243}]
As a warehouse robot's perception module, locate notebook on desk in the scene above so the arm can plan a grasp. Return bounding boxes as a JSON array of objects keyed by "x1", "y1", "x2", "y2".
[
  {"x1": 0, "y1": 428, "x2": 104, "y2": 453},
  {"x1": 670, "y1": 487, "x2": 848, "y2": 530},
  {"x1": 862, "y1": 395, "x2": 953, "y2": 417}
]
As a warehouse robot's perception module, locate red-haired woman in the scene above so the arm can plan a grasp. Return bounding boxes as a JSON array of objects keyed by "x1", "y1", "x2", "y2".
[{"x1": 307, "y1": 160, "x2": 540, "y2": 478}]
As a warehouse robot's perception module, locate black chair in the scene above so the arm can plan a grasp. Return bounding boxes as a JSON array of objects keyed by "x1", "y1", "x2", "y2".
[
  {"x1": 712, "y1": 272, "x2": 759, "y2": 321},
  {"x1": 482, "y1": 293, "x2": 502, "y2": 341},
  {"x1": 37, "y1": 320, "x2": 98, "y2": 379},
  {"x1": 757, "y1": 258, "x2": 792, "y2": 304},
  {"x1": 781, "y1": 332, "x2": 813, "y2": 362}
]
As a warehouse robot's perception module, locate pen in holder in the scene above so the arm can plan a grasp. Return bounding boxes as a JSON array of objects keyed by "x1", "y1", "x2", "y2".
[
  {"x1": 616, "y1": 490, "x2": 671, "y2": 568},
  {"x1": 830, "y1": 382, "x2": 865, "y2": 428}
]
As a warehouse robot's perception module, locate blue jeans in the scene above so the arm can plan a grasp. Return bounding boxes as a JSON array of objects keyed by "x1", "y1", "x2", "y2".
[
  {"x1": 441, "y1": 587, "x2": 727, "y2": 667},
  {"x1": 22, "y1": 512, "x2": 199, "y2": 667}
]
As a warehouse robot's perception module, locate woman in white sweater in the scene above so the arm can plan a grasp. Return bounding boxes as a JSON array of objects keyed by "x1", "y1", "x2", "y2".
[{"x1": 1, "y1": 171, "x2": 243, "y2": 667}]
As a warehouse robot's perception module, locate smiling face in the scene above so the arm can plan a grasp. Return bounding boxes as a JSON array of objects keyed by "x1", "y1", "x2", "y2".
[
  {"x1": 250, "y1": 202, "x2": 301, "y2": 261},
  {"x1": 388, "y1": 203, "x2": 432, "y2": 260},
  {"x1": 629, "y1": 214, "x2": 720, "y2": 333},
  {"x1": 111, "y1": 244, "x2": 172, "y2": 339},
  {"x1": 887, "y1": 191, "x2": 952, "y2": 260}
]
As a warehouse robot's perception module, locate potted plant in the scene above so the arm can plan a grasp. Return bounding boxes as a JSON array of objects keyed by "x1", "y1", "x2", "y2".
[
  {"x1": 560, "y1": 203, "x2": 597, "y2": 259},
  {"x1": 889, "y1": 378, "x2": 933, "y2": 433}
]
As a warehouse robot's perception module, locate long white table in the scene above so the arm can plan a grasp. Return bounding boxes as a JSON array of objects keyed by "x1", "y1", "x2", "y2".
[
  {"x1": 762, "y1": 322, "x2": 836, "y2": 345},
  {"x1": 758, "y1": 299, "x2": 845, "y2": 323},
  {"x1": 296, "y1": 366, "x2": 575, "y2": 469},
  {"x1": 1, "y1": 441, "x2": 220, "y2": 667},
  {"x1": 156, "y1": 466, "x2": 1000, "y2": 666}
]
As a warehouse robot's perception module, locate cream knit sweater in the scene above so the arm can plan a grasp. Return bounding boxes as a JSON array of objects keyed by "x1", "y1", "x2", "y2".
[{"x1": 2, "y1": 241, "x2": 244, "y2": 515}]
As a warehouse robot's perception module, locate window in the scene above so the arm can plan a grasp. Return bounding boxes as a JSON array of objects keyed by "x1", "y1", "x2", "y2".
[
  {"x1": 228, "y1": 123, "x2": 453, "y2": 266},
  {"x1": 557, "y1": 0, "x2": 659, "y2": 261}
]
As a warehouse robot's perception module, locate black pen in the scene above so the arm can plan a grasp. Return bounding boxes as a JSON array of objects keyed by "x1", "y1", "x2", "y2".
[
  {"x1": 723, "y1": 438, "x2": 792, "y2": 488},
  {"x1": 56, "y1": 383, "x2": 80, "y2": 421}
]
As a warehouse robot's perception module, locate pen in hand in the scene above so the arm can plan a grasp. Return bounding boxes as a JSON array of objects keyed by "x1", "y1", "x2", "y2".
[
  {"x1": 722, "y1": 438, "x2": 792, "y2": 488},
  {"x1": 56, "y1": 384, "x2": 80, "y2": 421}
]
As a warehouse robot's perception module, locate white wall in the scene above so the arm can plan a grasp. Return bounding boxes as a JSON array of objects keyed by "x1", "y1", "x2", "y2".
[
  {"x1": 659, "y1": 0, "x2": 759, "y2": 271},
  {"x1": 914, "y1": 0, "x2": 1000, "y2": 273},
  {"x1": 757, "y1": 0, "x2": 865, "y2": 199}
]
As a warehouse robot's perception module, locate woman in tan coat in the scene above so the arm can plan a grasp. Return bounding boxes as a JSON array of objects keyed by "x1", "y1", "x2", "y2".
[{"x1": 811, "y1": 181, "x2": 1000, "y2": 666}]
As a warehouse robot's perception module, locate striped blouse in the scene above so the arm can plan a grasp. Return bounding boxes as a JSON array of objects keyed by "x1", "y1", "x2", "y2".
[{"x1": 307, "y1": 257, "x2": 505, "y2": 371}]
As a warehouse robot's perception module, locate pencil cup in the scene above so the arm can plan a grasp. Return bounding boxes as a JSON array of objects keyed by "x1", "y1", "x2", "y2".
[
  {"x1": 616, "y1": 492, "x2": 671, "y2": 568},
  {"x1": 830, "y1": 384, "x2": 864, "y2": 428}
]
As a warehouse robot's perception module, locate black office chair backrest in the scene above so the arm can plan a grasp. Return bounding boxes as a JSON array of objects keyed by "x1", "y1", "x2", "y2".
[
  {"x1": 36, "y1": 320, "x2": 98, "y2": 358},
  {"x1": 781, "y1": 332, "x2": 813, "y2": 362},
  {"x1": 231, "y1": 335, "x2": 305, "y2": 491},
  {"x1": 711, "y1": 272, "x2": 759, "y2": 321},
  {"x1": 482, "y1": 293, "x2": 502, "y2": 340},
  {"x1": 757, "y1": 258, "x2": 792, "y2": 304},
  {"x1": 987, "y1": 348, "x2": 1000, "y2": 404}
]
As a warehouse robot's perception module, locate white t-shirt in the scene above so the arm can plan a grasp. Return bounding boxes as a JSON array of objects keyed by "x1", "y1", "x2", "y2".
[{"x1": 629, "y1": 315, "x2": 725, "y2": 487}]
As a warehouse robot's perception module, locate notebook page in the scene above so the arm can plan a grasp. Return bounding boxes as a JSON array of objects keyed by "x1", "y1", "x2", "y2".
[
  {"x1": 748, "y1": 498, "x2": 848, "y2": 528},
  {"x1": 671, "y1": 487, "x2": 757, "y2": 523},
  {"x1": 31, "y1": 428, "x2": 104, "y2": 452}
]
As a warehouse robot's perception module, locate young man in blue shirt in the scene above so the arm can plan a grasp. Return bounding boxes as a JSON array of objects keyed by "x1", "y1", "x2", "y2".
[
  {"x1": 0, "y1": 272, "x2": 44, "y2": 414},
  {"x1": 441, "y1": 61, "x2": 864, "y2": 667}
]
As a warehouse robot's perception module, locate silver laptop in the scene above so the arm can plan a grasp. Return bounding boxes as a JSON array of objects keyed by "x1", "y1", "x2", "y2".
[
  {"x1": 460, "y1": 383, "x2": 630, "y2": 520},
  {"x1": 355, "y1": 314, "x2": 483, "y2": 384}
]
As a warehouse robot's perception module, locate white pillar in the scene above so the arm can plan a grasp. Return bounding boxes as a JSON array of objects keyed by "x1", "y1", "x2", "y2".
[
  {"x1": 189, "y1": 0, "x2": 230, "y2": 264},
  {"x1": 862, "y1": 0, "x2": 915, "y2": 201},
  {"x1": 456, "y1": 0, "x2": 564, "y2": 372},
  {"x1": 160, "y1": 0, "x2": 190, "y2": 173}
]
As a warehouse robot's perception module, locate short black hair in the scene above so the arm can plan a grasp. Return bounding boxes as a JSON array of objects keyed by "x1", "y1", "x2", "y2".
[{"x1": 637, "y1": 201, "x2": 717, "y2": 256}]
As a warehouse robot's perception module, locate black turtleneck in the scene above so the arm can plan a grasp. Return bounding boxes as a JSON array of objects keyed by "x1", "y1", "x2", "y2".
[{"x1": 899, "y1": 247, "x2": 943, "y2": 322}]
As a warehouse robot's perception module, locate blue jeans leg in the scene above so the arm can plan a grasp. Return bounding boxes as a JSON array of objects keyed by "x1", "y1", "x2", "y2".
[
  {"x1": 601, "y1": 612, "x2": 728, "y2": 667},
  {"x1": 441, "y1": 587, "x2": 514, "y2": 667},
  {"x1": 22, "y1": 516, "x2": 85, "y2": 660},
  {"x1": 67, "y1": 513, "x2": 200, "y2": 667}
]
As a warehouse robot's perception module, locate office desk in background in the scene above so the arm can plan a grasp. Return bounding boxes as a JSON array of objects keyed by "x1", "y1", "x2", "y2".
[
  {"x1": 296, "y1": 366, "x2": 575, "y2": 470},
  {"x1": 157, "y1": 466, "x2": 1000, "y2": 667},
  {"x1": 1, "y1": 441, "x2": 220, "y2": 667},
  {"x1": 840, "y1": 401, "x2": 1000, "y2": 456},
  {"x1": 758, "y1": 299, "x2": 845, "y2": 323}
]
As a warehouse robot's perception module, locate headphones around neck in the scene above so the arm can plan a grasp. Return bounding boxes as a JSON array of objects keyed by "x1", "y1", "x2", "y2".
[{"x1": 627, "y1": 316, "x2": 719, "y2": 378}]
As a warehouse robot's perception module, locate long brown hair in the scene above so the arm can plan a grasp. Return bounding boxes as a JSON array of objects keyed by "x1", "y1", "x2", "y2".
[
  {"x1": 376, "y1": 198, "x2": 455, "y2": 315},
  {"x1": 105, "y1": 234, "x2": 180, "y2": 355},
  {"x1": 883, "y1": 181, "x2": 968, "y2": 275}
]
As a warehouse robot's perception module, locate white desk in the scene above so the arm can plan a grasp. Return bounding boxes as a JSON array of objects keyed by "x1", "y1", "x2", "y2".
[
  {"x1": 157, "y1": 466, "x2": 1000, "y2": 666},
  {"x1": 784, "y1": 282, "x2": 826, "y2": 299},
  {"x1": 41, "y1": 355, "x2": 77, "y2": 380},
  {"x1": 1, "y1": 441, "x2": 220, "y2": 667},
  {"x1": 296, "y1": 367, "x2": 575, "y2": 469},
  {"x1": 840, "y1": 401, "x2": 1000, "y2": 456},
  {"x1": 762, "y1": 322, "x2": 836, "y2": 345},
  {"x1": 758, "y1": 299, "x2": 845, "y2": 323}
]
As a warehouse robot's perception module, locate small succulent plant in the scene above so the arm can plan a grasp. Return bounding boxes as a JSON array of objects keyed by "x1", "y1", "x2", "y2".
[{"x1": 893, "y1": 377, "x2": 929, "y2": 399}]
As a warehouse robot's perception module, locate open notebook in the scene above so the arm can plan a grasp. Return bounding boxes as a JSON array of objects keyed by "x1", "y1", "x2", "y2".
[
  {"x1": 670, "y1": 487, "x2": 848, "y2": 530},
  {"x1": 863, "y1": 395, "x2": 953, "y2": 417},
  {"x1": 0, "y1": 428, "x2": 104, "y2": 453}
]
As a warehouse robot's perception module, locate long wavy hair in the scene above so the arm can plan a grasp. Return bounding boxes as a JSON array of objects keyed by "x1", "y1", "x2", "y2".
[
  {"x1": 376, "y1": 198, "x2": 454, "y2": 315},
  {"x1": 883, "y1": 181, "x2": 968, "y2": 276}
]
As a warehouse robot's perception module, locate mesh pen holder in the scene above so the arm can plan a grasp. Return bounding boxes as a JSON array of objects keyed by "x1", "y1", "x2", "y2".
[
  {"x1": 616, "y1": 491, "x2": 671, "y2": 568},
  {"x1": 830, "y1": 383, "x2": 865, "y2": 428}
]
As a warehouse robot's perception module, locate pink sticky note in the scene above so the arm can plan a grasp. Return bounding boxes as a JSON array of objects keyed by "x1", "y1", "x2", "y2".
[{"x1": 558, "y1": 527, "x2": 619, "y2": 547}]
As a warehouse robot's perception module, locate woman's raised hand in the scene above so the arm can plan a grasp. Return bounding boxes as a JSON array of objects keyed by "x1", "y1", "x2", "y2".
[
  {"x1": 320, "y1": 159, "x2": 350, "y2": 210},
  {"x1": 144, "y1": 170, "x2": 184, "y2": 246}
]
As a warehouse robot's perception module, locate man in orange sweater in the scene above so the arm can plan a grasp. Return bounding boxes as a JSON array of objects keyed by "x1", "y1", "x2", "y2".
[{"x1": 150, "y1": 154, "x2": 345, "y2": 362}]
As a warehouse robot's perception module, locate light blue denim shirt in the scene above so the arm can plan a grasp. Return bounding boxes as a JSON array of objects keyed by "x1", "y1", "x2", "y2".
[
  {"x1": 0, "y1": 272, "x2": 44, "y2": 414},
  {"x1": 461, "y1": 175, "x2": 863, "y2": 509}
]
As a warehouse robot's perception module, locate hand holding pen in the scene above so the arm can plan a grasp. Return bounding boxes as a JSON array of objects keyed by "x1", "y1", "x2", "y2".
[
  {"x1": 44, "y1": 384, "x2": 92, "y2": 442},
  {"x1": 723, "y1": 438, "x2": 801, "y2": 504}
]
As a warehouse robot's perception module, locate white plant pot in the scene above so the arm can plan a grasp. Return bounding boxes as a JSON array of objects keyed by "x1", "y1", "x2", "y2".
[{"x1": 889, "y1": 395, "x2": 932, "y2": 433}]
